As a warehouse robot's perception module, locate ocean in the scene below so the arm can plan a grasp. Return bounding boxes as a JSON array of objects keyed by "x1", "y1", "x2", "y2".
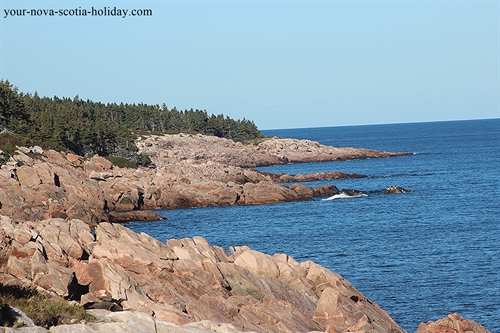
[{"x1": 126, "y1": 118, "x2": 500, "y2": 333}]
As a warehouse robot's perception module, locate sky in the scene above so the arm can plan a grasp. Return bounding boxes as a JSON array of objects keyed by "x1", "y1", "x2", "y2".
[{"x1": 1, "y1": 1, "x2": 498, "y2": 130}]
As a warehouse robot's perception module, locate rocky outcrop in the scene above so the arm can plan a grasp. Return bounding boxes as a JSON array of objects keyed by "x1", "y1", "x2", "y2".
[
  {"x1": 415, "y1": 313, "x2": 491, "y2": 333},
  {"x1": 0, "y1": 215, "x2": 406, "y2": 333},
  {"x1": 4, "y1": 308, "x2": 268, "y2": 333},
  {"x1": 340, "y1": 188, "x2": 365, "y2": 197},
  {"x1": 135, "y1": 134, "x2": 411, "y2": 168},
  {"x1": 1, "y1": 134, "x2": 410, "y2": 224},
  {"x1": 0, "y1": 150, "x2": 107, "y2": 226},
  {"x1": 0, "y1": 152, "x2": 325, "y2": 224},
  {"x1": 107, "y1": 210, "x2": 163, "y2": 223},
  {"x1": 258, "y1": 170, "x2": 366, "y2": 183},
  {"x1": 136, "y1": 134, "x2": 283, "y2": 168},
  {"x1": 257, "y1": 138, "x2": 411, "y2": 164},
  {"x1": 5, "y1": 312, "x2": 492, "y2": 333}
]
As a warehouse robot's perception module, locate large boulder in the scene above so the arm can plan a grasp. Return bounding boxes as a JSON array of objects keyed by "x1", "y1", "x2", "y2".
[
  {"x1": 84, "y1": 155, "x2": 113, "y2": 173},
  {"x1": 233, "y1": 249, "x2": 280, "y2": 278},
  {"x1": 15, "y1": 165, "x2": 41, "y2": 187},
  {"x1": 239, "y1": 181, "x2": 300, "y2": 205}
]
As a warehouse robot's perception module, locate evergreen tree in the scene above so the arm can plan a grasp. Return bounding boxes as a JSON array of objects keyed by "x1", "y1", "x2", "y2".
[
  {"x1": 0, "y1": 80, "x2": 265, "y2": 164},
  {"x1": 0, "y1": 80, "x2": 31, "y2": 135}
]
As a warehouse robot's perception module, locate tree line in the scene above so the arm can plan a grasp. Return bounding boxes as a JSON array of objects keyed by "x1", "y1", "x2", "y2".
[{"x1": 0, "y1": 80, "x2": 264, "y2": 164}]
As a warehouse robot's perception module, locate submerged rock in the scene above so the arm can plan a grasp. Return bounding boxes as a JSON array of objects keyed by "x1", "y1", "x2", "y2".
[
  {"x1": 341, "y1": 188, "x2": 365, "y2": 197},
  {"x1": 386, "y1": 186, "x2": 412, "y2": 194}
]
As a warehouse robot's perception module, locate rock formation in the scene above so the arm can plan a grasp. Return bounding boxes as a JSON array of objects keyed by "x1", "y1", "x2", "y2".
[
  {"x1": 256, "y1": 137, "x2": 410, "y2": 164},
  {"x1": 0, "y1": 215, "x2": 405, "y2": 333},
  {"x1": 0, "y1": 134, "x2": 409, "y2": 224},
  {"x1": 415, "y1": 313, "x2": 491, "y2": 333},
  {"x1": 0, "y1": 216, "x2": 491, "y2": 333},
  {"x1": 135, "y1": 134, "x2": 411, "y2": 168},
  {"x1": 0, "y1": 150, "x2": 107, "y2": 226},
  {"x1": 340, "y1": 188, "x2": 365, "y2": 197}
]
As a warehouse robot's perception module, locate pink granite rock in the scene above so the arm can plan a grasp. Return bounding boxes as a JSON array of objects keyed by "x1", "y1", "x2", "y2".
[
  {"x1": 0, "y1": 216, "x2": 491, "y2": 333},
  {"x1": 415, "y1": 313, "x2": 492, "y2": 333}
]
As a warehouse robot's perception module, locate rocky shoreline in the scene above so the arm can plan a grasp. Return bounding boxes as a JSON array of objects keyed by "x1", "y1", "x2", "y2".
[
  {"x1": 0, "y1": 134, "x2": 491, "y2": 332},
  {"x1": 0, "y1": 134, "x2": 410, "y2": 225},
  {"x1": 0, "y1": 216, "x2": 491, "y2": 333}
]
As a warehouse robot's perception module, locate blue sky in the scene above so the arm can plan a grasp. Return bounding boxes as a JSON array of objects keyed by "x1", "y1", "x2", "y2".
[{"x1": 1, "y1": 1, "x2": 498, "y2": 130}]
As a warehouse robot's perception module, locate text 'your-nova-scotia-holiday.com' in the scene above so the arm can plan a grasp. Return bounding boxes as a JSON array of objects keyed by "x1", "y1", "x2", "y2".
[{"x1": 3, "y1": 6, "x2": 152, "y2": 19}]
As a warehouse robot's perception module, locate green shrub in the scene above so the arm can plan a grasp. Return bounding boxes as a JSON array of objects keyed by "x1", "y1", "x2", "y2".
[
  {"x1": 105, "y1": 156, "x2": 137, "y2": 169},
  {"x1": 0, "y1": 133, "x2": 22, "y2": 158},
  {"x1": 104, "y1": 153, "x2": 152, "y2": 169},
  {"x1": 136, "y1": 153, "x2": 152, "y2": 167}
]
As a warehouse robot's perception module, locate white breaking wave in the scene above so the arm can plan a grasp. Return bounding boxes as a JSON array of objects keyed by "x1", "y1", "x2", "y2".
[{"x1": 322, "y1": 193, "x2": 368, "y2": 200}]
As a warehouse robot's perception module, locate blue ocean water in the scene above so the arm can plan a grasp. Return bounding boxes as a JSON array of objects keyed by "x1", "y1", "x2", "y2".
[{"x1": 126, "y1": 119, "x2": 500, "y2": 333}]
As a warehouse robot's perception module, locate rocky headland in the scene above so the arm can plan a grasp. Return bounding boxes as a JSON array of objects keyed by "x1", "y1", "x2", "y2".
[
  {"x1": 0, "y1": 134, "x2": 410, "y2": 225},
  {"x1": 0, "y1": 134, "x2": 491, "y2": 332}
]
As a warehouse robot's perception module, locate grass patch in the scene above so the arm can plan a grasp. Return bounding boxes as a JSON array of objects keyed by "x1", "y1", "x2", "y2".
[
  {"x1": 238, "y1": 136, "x2": 273, "y2": 145},
  {"x1": 0, "y1": 284, "x2": 94, "y2": 328}
]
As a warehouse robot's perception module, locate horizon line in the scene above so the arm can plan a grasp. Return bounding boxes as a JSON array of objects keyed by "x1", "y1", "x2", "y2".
[{"x1": 260, "y1": 117, "x2": 499, "y2": 132}]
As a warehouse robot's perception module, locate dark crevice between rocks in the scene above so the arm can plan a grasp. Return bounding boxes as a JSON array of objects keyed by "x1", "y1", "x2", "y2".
[
  {"x1": 40, "y1": 246, "x2": 49, "y2": 262},
  {"x1": 67, "y1": 275, "x2": 89, "y2": 302},
  {"x1": 137, "y1": 190, "x2": 145, "y2": 209},
  {"x1": 350, "y1": 295, "x2": 359, "y2": 302},
  {"x1": 80, "y1": 250, "x2": 90, "y2": 261},
  {"x1": 83, "y1": 301, "x2": 123, "y2": 312},
  {"x1": 53, "y1": 173, "x2": 60, "y2": 187}
]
